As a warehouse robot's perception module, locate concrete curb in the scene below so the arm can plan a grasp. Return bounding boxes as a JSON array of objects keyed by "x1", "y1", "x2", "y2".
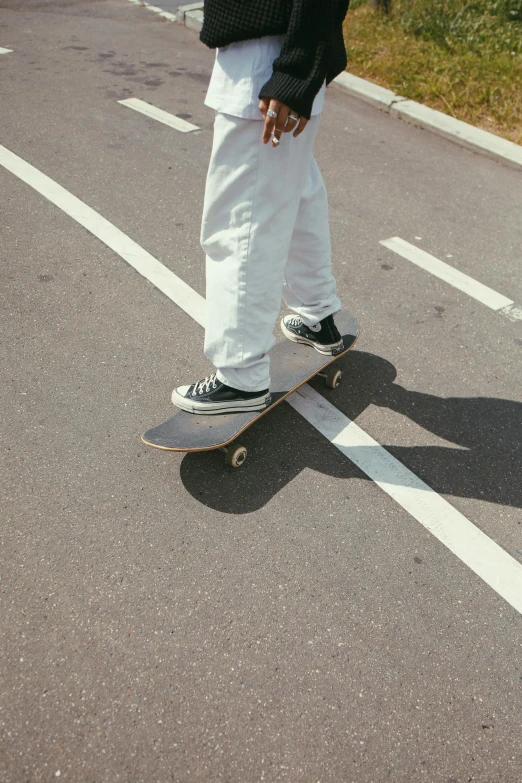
[
  {"x1": 126, "y1": 0, "x2": 177, "y2": 22},
  {"x1": 175, "y1": 2, "x2": 204, "y2": 29},
  {"x1": 133, "y1": 1, "x2": 522, "y2": 171},
  {"x1": 333, "y1": 71, "x2": 404, "y2": 112},
  {"x1": 333, "y1": 72, "x2": 522, "y2": 171}
]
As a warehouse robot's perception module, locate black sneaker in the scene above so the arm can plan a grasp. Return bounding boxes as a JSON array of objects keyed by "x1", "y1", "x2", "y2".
[
  {"x1": 281, "y1": 314, "x2": 344, "y2": 355},
  {"x1": 172, "y1": 373, "x2": 271, "y2": 415}
]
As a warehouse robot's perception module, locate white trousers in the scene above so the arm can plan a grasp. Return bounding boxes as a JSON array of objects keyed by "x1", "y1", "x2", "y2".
[{"x1": 201, "y1": 112, "x2": 341, "y2": 392}]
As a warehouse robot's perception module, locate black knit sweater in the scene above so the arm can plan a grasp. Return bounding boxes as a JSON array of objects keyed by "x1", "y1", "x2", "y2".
[{"x1": 200, "y1": 0, "x2": 350, "y2": 119}]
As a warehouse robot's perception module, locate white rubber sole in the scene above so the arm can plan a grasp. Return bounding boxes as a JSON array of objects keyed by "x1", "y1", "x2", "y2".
[
  {"x1": 281, "y1": 319, "x2": 344, "y2": 355},
  {"x1": 172, "y1": 389, "x2": 271, "y2": 415}
]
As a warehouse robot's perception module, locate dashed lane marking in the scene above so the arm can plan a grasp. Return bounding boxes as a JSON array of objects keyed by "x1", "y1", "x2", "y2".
[
  {"x1": 380, "y1": 236, "x2": 522, "y2": 321},
  {"x1": 118, "y1": 98, "x2": 200, "y2": 133},
  {"x1": 0, "y1": 47, "x2": 13, "y2": 54},
  {"x1": 2, "y1": 142, "x2": 521, "y2": 616}
]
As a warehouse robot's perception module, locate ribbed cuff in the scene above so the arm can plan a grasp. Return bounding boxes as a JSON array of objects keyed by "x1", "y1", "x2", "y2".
[{"x1": 259, "y1": 71, "x2": 320, "y2": 120}]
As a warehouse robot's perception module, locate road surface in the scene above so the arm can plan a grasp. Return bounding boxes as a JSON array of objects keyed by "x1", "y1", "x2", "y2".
[{"x1": 1, "y1": 1, "x2": 522, "y2": 781}]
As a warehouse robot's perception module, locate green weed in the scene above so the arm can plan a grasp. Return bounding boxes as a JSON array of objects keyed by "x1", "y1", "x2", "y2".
[
  {"x1": 344, "y1": 1, "x2": 522, "y2": 144},
  {"x1": 400, "y1": 0, "x2": 522, "y2": 54}
]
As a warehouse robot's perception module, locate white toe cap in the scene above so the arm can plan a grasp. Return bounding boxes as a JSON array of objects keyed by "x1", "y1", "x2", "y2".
[{"x1": 172, "y1": 385, "x2": 191, "y2": 404}]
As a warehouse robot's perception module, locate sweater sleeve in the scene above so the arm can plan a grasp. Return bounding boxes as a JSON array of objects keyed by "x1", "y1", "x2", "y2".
[{"x1": 259, "y1": 0, "x2": 339, "y2": 120}]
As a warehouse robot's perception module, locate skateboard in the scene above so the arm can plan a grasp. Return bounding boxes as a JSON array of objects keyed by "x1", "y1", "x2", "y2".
[{"x1": 141, "y1": 311, "x2": 359, "y2": 467}]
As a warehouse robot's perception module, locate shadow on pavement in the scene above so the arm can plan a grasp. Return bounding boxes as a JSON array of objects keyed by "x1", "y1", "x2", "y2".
[{"x1": 180, "y1": 351, "x2": 522, "y2": 513}]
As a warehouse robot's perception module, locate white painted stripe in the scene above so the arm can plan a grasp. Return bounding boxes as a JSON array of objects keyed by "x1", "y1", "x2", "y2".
[
  {"x1": 0, "y1": 47, "x2": 13, "y2": 54},
  {"x1": 0, "y1": 144, "x2": 206, "y2": 327},
  {"x1": 118, "y1": 97, "x2": 199, "y2": 133},
  {"x1": 380, "y1": 237, "x2": 514, "y2": 311},
  {"x1": 289, "y1": 385, "x2": 522, "y2": 615},
  {"x1": 3, "y1": 144, "x2": 521, "y2": 616},
  {"x1": 499, "y1": 303, "x2": 522, "y2": 322}
]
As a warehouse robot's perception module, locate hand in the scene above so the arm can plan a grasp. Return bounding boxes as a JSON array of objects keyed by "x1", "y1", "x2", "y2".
[{"x1": 259, "y1": 98, "x2": 308, "y2": 147}]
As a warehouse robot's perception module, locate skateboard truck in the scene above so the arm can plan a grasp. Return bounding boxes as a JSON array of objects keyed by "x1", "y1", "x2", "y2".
[
  {"x1": 217, "y1": 365, "x2": 342, "y2": 468},
  {"x1": 219, "y1": 443, "x2": 248, "y2": 468},
  {"x1": 316, "y1": 366, "x2": 343, "y2": 389}
]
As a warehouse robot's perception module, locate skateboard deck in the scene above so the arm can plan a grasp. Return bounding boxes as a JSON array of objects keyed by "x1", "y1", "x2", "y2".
[{"x1": 141, "y1": 311, "x2": 358, "y2": 465}]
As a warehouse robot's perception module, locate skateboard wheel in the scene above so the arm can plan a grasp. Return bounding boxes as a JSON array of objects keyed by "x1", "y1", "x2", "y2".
[
  {"x1": 325, "y1": 367, "x2": 342, "y2": 389},
  {"x1": 225, "y1": 444, "x2": 247, "y2": 468}
]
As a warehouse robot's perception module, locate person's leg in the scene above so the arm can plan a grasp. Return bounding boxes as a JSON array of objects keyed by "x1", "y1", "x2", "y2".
[
  {"x1": 201, "y1": 112, "x2": 321, "y2": 393},
  {"x1": 282, "y1": 156, "x2": 341, "y2": 327}
]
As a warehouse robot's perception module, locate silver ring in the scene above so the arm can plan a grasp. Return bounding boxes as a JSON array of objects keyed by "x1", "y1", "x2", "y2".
[
  {"x1": 270, "y1": 134, "x2": 280, "y2": 146},
  {"x1": 284, "y1": 113, "x2": 300, "y2": 130},
  {"x1": 267, "y1": 109, "x2": 279, "y2": 119}
]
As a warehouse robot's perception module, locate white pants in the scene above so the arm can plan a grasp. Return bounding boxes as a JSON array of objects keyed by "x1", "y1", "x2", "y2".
[{"x1": 201, "y1": 112, "x2": 341, "y2": 392}]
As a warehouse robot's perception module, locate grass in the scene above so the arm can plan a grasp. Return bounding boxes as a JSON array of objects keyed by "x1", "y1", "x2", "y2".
[{"x1": 343, "y1": 0, "x2": 522, "y2": 145}]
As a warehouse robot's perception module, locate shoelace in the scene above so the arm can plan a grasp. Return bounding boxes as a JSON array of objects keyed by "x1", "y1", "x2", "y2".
[
  {"x1": 288, "y1": 315, "x2": 322, "y2": 333},
  {"x1": 191, "y1": 373, "x2": 218, "y2": 397}
]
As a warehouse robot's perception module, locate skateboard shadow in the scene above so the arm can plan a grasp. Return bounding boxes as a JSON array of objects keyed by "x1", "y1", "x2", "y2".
[{"x1": 180, "y1": 350, "x2": 522, "y2": 513}]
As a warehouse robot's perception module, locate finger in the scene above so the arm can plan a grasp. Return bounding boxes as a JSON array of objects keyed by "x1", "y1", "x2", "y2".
[
  {"x1": 283, "y1": 112, "x2": 300, "y2": 133},
  {"x1": 272, "y1": 104, "x2": 289, "y2": 147},
  {"x1": 262, "y1": 101, "x2": 280, "y2": 144},
  {"x1": 259, "y1": 98, "x2": 269, "y2": 118},
  {"x1": 293, "y1": 116, "x2": 309, "y2": 138},
  {"x1": 262, "y1": 113, "x2": 276, "y2": 144},
  {"x1": 271, "y1": 126, "x2": 283, "y2": 147},
  {"x1": 262, "y1": 113, "x2": 275, "y2": 144}
]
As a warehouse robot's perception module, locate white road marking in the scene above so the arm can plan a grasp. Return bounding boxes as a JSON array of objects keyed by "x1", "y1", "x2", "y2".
[
  {"x1": 380, "y1": 237, "x2": 518, "y2": 315},
  {"x1": 499, "y1": 303, "x2": 522, "y2": 322},
  {"x1": 118, "y1": 97, "x2": 200, "y2": 133},
  {"x1": 0, "y1": 47, "x2": 13, "y2": 54},
  {"x1": 2, "y1": 143, "x2": 522, "y2": 616},
  {"x1": 289, "y1": 385, "x2": 522, "y2": 615},
  {"x1": 0, "y1": 144, "x2": 206, "y2": 326}
]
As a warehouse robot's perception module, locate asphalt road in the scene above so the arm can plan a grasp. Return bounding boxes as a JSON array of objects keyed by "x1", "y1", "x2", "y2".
[{"x1": 1, "y1": 1, "x2": 522, "y2": 781}]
